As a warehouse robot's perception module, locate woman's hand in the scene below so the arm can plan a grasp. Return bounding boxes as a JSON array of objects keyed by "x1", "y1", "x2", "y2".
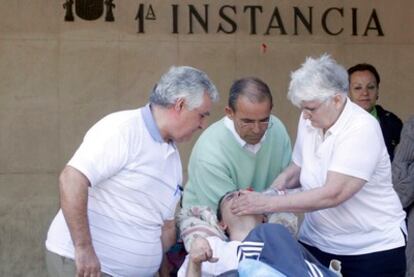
[{"x1": 231, "y1": 190, "x2": 271, "y2": 216}]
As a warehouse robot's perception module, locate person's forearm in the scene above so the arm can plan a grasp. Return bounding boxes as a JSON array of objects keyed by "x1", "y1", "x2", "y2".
[
  {"x1": 161, "y1": 220, "x2": 176, "y2": 252},
  {"x1": 284, "y1": 172, "x2": 301, "y2": 189},
  {"x1": 183, "y1": 236, "x2": 217, "y2": 277},
  {"x1": 59, "y1": 166, "x2": 102, "y2": 275},
  {"x1": 274, "y1": 163, "x2": 301, "y2": 190},
  {"x1": 186, "y1": 260, "x2": 202, "y2": 277},
  {"x1": 158, "y1": 222, "x2": 176, "y2": 277},
  {"x1": 268, "y1": 186, "x2": 339, "y2": 213},
  {"x1": 158, "y1": 254, "x2": 171, "y2": 277},
  {"x1": 269, "y1": 172, "x2": 365, "y2": 213},
  {"x1": 59, "y1": 166, "x2": 93, "y2": 249}
]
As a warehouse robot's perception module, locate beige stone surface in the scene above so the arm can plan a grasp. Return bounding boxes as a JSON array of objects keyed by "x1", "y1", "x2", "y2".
[
  {"x1": 0, "y1": 0, "x2": 59, "y2": 40},
  {"x1": 0, "y1": 40, "x2": 59, "y2": 111},
  {"x1": 0, "y1": 174, "x2": 59, "y2": 277},
  {"x1": 0, "y1": 40, "x2": 59, "y2": 173},
  {"x1": 118, "y1": 40, "x2": 178, "y2": 108},
  {"x1": 0, "y1": 0, "x2": 413, "y2": 276}
]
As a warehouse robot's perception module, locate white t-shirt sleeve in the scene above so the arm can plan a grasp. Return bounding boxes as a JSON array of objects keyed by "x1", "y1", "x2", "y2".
[
  {"x1": 68, "y1": 123, "x2": 129, "y2": 187},
  {"x1": 329, "y1": 118, "x2": 381, "y2": 181}
]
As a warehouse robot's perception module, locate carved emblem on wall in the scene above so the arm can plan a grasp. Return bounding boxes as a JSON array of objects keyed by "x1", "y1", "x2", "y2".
[{"x1": 63, "y1": 0, "x2": 115, "y2": 22}]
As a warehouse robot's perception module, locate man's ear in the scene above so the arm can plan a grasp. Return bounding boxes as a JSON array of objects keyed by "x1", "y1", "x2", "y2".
[
  {"x1": 175, "y1": 98, "x2": 185, "y2": 112},
  {"x1": 218, "y1": 221, "x2": 228, "y2": 233},
  {"x1": 224, "y1": 106, "x2": 234, "y2": 119},
  {"x1": 333, "y1": 94, "x2": 344, "y2": 108}
]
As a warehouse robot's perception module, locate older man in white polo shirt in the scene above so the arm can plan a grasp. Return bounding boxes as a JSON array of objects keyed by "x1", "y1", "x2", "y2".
[{"x1": 45, "y1": 66, "x2": 219, "y2": 277}]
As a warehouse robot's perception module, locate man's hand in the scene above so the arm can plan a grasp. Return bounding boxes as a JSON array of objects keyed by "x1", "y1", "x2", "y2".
[
  {"x1": 74, "y1": 244, "x2": 101, "y2": 277},
  {"x1": 272, "y1": 163, "x2": 301, "y2": 191},
  {"x1": 186, "y1": 237, "x2": 218, "y2": 277},
  {"x1": 189, "y1": 237, "x2": 218, "y2": 265},
  {"x1": 272, "y1": 175, "x2": 288, "y2": 191},
  {"x1": 59, "y1": 166, "x2": 101, "y2": 277}
]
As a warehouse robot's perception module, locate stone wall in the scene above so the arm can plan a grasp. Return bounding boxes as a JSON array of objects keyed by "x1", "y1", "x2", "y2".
[{"x1": 0, "y1": 0, "x2": 413, "y2": 275}]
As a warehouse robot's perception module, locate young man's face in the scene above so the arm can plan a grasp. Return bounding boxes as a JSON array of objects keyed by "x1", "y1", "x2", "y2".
[
  {"x1": 226, "y1": 96, "x2": 273, "y2": 145},
  {"x1": 218, "y1": 191, "x2": 265, "y2": 229},
  {"x1": 219, "y1": 191, "x2": 239, "y2": 223}
]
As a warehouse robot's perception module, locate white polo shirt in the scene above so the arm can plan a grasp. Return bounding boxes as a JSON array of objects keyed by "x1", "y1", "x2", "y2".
[
  {"x1": 46, "y1": 104, "x2": 182, "y2": 276},
  {"x1": 294, "y1": 99, "x2": 406, "y2": 255}
]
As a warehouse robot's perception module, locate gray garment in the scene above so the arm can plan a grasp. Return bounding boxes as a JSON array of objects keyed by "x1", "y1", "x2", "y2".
[
  {"x1": 46, "y1": 250, "x2": 112, "y2": 277},
  {"x1": 393, "y1": 116, "x2": 414, "y2": 277}
]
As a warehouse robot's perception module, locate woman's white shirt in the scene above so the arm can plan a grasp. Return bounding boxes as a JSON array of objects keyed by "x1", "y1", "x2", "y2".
[{"x1": 293, "y1": 99, "x2": 406, "y2": 255}]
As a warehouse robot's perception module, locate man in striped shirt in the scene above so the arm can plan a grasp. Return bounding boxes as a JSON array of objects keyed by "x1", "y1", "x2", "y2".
[
  {"x1": 178, "y1": 190, "x2": 339, "y2": 277},
  {"x1": 45, "y1": 66, "x2": 219, "y2": 277}
]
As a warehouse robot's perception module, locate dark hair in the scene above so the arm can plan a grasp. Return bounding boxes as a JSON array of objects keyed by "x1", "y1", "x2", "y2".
[
  {"x1": 347, "y1": 63, "x2": 381, "y2": 86},
  {"x1": 228, "y1": 77, "x2": 273, "y2": 112}
]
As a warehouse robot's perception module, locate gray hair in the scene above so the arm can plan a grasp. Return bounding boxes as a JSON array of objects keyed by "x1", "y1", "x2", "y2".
[
  {"x1": 287, "y1": 54, "x2": 349, "y2": 107},
  {"x1": 150, "y1": 66, "x2": 219, "y2": 110}
]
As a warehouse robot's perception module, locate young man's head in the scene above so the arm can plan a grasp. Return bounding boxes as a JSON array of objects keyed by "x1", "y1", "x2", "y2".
[
  {"x1": 216, "y1": 190, "x2": 265, "y2": 238},
  {"x1": 225, "y1": 77, "x2": 273, "y2": 145}
]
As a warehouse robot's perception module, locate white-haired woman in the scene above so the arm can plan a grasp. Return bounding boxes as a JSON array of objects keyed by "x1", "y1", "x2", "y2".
[{"x1": 231, "y1": 55, "x2": 406, "y2": 276}]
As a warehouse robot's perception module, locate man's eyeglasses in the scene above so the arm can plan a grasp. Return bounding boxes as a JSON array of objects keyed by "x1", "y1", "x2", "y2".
[{"x1": 238, "y1": 119, "x2": 273, "y2": 130}]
